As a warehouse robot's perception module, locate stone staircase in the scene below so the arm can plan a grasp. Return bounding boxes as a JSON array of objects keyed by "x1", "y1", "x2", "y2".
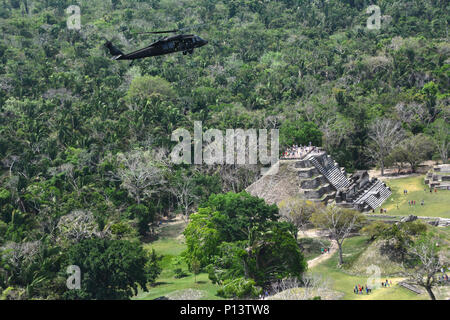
[
  {"x1": 349, "y1": 178, "x2": 376, "y2": 202},
  {"x1": 353, "y1": 179, "x2": 392, "y2": 210},
  {"x1": 307, "y1": 155, "x2": 351, "y2": 190}
]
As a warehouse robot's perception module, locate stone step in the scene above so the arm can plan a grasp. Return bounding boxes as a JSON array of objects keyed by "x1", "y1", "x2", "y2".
[{"x1": 398, "y1": 281, "x2": 422, "y2": 295}]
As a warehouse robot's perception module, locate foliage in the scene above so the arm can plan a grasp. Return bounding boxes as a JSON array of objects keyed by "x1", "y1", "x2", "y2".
[
  {"x1": 361, "y1": 221, "x2": 390, "y2": 242},
  {"x1": 0, "y1": 0, "x2": 448, "y2": 299},
  {"x1": 185, "y1": 192, "x2": 306, "y2": 295},
  {"x1": 216, "y1": 277, "x2": 261, "y2": 299},
  {"x1": 62, "y1": 239, "x2": 161, "y2": 299}
]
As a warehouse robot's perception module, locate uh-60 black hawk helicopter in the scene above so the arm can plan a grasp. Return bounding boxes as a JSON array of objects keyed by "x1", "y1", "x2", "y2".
[{"x1": 104, "y1": 28, "x2": 208, "y2": 61}]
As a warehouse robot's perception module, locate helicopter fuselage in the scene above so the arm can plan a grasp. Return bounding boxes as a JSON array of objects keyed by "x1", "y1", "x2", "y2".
[{"x1": 110, "y1": 34, "x2": 208, "y2": 60}]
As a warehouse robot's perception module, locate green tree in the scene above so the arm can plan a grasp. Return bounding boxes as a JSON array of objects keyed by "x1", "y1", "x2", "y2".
[
  {"x1": 191, "y1": 258, "x2": 201, "y2": 283},
  {"x1": 280, "y1": 119, "x2": 323, "y2": 150},
  {"x1": 361, "y1": 221, "x2": 389, "y2": 242},
  {"x1": 183, "y1": 207, "x2": 221, "y2": 267},
  {"x1": 63, "y1": 239, "x2": 161, "y2": 299}
]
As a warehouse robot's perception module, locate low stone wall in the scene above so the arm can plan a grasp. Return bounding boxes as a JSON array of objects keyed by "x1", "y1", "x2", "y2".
[
  {"x1": 303, "y1": 183, "x2": 333, "y2": 199},
  {"x1": 297, "y1": 167, "x2": 320, "y2": 178},
  {"x1": 300, "y1": 175, "x2": 328, "y2": 189}
]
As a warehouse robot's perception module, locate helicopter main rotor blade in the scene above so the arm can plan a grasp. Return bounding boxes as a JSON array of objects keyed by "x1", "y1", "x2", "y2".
[
  {"x1": 134, "y1": 23, "x2": 207, "y2": 35},
  {"x1": 135, "y1": 29, "x2": 179, "y2": 35}
]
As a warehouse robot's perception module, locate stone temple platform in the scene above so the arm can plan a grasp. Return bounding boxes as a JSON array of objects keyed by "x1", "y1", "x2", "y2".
[
  {"x1": 425, "y1": 164, "x2": 450, "y2": 190},
  {"x1": 246, "y1": 149, "x2": 392, "y2": 212}
]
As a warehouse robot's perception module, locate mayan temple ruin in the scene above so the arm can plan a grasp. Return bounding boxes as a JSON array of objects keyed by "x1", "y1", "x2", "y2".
[
  {"x1": 424, "y1": 164, "x2": 450, "y2": 190},
  {"x1": 246, "y1": 146, "x2": 392, "y2": 212}
]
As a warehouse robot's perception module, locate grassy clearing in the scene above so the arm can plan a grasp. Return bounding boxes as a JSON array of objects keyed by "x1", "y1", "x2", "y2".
[
  {"x1": 133, "y1": 219, "x2": 222, "y2": 300},
  {"x1": 382, "y1": 175, "x2": 450, "y2": 218},
  {"x1": 309, "y1": 236, "x2": 429, "y2": 300}
]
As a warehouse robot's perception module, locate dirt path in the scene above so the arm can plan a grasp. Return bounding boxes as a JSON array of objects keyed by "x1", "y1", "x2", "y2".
[
  {"x1": 368, "y1": 160, "x2": 436, "y2": 181},
  {"x1": 307, "y1": 240, "x2": 338, "y2": 268},
  {"x1": 298, "y1": 228, "x2": 329, "y2": 239}
]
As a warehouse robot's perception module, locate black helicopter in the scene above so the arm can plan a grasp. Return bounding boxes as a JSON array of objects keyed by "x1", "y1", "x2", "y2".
[{"x1": 105, "y1": 28, "x2": 208, "y2": 60}]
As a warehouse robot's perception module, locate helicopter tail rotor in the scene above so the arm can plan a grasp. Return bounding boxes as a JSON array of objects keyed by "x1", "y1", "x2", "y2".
[{"x1": 104, "y1": 40, "x2": 124, "y2": 60}]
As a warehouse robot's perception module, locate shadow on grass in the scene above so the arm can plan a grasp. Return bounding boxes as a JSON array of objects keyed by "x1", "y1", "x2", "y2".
[{"x1": 151, "y1": 281, "x2": 173, "y2": 287}]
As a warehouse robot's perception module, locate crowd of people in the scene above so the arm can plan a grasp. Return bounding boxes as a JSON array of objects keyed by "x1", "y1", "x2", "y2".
[
  {"x1": 438, "y1": 273, "x2": 448, "y2": 283},
  {"x1": 381, "y1": 279, "x2": 392, "y2": 287},
  {"x1": 408, "y1": 200, "x2": 425, "y2": 206},
  {"x1": 354, "y1": 284, "x2": 372, "y2": 294},
  {"x1": 353, "y1": 279, "x2": 392, "y2": 295},
  {"x1": 281, "y1": 144, "x2": 320, "y2": 159},
  {"x1": 400, "y1": 187, "x2": 438, "y2": 209},
  {"x1": 259, "y1": 290, "x2": 270, "y2": 300}
]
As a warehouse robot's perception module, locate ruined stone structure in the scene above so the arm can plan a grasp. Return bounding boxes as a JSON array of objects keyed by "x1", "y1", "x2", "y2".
[
  {"x1": 246, "y1": 147, "x2": 392, "y2": 212},
  {"x1": 425, "y1": 164, "x2": 450, "y2": 190}
]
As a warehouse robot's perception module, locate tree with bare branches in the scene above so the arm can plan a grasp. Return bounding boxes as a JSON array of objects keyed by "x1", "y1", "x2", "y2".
[
  {"x1": 367, "y1": 118, "x2": 405, "y2": 176},
  {"x1": 112, "y1": 149, "x2": 166, "y2": 205},
  {"x1": 311, "y1": 204, "x2": 365, "y2": 266},
  {"x1": 168, "y1": 169, "x2": 199, "y2": 221},
  {"x1": 402, "y1": 234, "x2": 449, "y2": 300},
  {"x1": 430, "y1": 117, "x2": 449, "y2": 164},
  {"x1": 269, "y1": 274, "x2": 334, "y2": 300},
  {"x1": 278, "y1": 197, "x2": 316, "y2": 239}
]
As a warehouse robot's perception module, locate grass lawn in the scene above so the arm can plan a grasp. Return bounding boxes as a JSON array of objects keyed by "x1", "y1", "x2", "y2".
[
  {"x1": 133, "y1": 219, "x2": 222, "y2": 300},
  {"x1": 309, "y1": 236, "x2": 429, "y2": 300},
  {"x1": 382, "y1": 175, "x2": 450, "y2": 219}
]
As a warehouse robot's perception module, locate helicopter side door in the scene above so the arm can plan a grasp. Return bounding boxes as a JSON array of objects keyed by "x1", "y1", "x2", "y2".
[{"x1": 161, "y1": 41, "x2": 176, "y2": 53}]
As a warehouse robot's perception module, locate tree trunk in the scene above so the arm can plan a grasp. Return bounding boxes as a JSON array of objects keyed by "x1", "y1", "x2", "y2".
[
  {"x1": 425, "y1": 286, "x2": 436, "y2": 300},
  {"x1": 380, "y1": 160, "x2": 385, "y2": 176},
  {"x1": 242, "y1": 258, "x2": 250, "y2": 279},
  {"x1": 410, "y1": 162, "x2": 416, "y2": 173},
  {"x1": 337, "y1": 241, "x2": 344, "y2": 265}
]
